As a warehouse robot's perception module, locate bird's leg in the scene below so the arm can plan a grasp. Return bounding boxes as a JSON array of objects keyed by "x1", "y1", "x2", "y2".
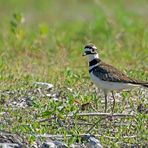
[
  {"x1": 104, "y1": 92, "x2": 108, "y2": 113},
  {"x1": 111, "y1": 91, "x2": 115, "y2": 113}
]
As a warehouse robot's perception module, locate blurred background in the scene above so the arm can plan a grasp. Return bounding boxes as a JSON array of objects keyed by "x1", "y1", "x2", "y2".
[{"x1": 0, "y1": 0, "x2": 148, "y2": 87}]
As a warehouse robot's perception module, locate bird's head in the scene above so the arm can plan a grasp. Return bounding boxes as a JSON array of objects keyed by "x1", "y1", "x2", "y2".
[{"x1": 82, "y1": 43, "x2": 99, "y2": 61}]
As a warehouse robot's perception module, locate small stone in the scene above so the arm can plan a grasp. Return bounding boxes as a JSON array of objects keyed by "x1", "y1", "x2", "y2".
[
  {"x1": 35, "y1": 82, "x2": 54, "y2": 90},
  {"x1": 82, "y1": 135, "x2": 102, "y2": 148},
  {"x1": 46, "y1": 94, "x2": 52, "y2": 97},
  {"x1": 54, "y1": 141, "x2": 68, "y2": 147},
  {"x1": 41, "y1": 142, "x2": 56, "y2": 148},
  {"x1": 41, "y1": 140, "x2": 68, "y2": 148},
  {"x1": 67, "y1": 87, "x2": 73, "y2": 92}
]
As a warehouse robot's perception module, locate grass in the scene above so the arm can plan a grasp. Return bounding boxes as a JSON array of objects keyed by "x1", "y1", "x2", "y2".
[{"x1": 0, "y1": 0, "x2": 148, "y2": 147}]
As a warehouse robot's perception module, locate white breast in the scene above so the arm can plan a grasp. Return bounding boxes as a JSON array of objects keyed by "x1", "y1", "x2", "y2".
[{"x1": 90, "y1": 72, "x2": 138, "y2": 91}]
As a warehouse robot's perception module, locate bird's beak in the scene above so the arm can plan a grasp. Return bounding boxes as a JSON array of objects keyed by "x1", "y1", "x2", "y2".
[{"x1": 82, "y1": 52, "x2": 86, "y2": 56}]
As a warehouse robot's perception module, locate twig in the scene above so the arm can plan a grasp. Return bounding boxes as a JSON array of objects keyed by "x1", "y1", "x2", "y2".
[
  {"x1": 90, "y1": 103, "x2": 99, "y2": 112},
  {"x1": 40, "y1": 122, "x2": 93, "y2": 127},
  {"x1": 38, "y1": 116, "x2": 56, "y2": 123},
  {"x1": 75, "y1": 112, "x2": 135, "y2": 117},
  {"x1": 35, "y1": 134, "x2": 137, "y2": 139},
  {"x1": 38, "y1": 112, "x2": 135, "y2": 122},
  {"x1": 86, "y1": 117, "x2": 105, "y2": 133},
  {"x1": 69, "y1": 122, "x2": 93, "y2": 126}
]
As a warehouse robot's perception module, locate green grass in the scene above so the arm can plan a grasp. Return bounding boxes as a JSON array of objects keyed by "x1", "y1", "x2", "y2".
[{"x1": 0, "y1": 0, "x2": 148, "y2": 147}]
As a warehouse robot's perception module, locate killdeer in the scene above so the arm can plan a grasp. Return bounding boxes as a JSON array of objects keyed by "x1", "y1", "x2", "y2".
[{"x1": 83, "y1": 43, "x2": 148, "y2": 113}]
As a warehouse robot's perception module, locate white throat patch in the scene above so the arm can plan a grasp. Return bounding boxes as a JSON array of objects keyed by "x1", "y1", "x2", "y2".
[{"x1": 88, "y1": 54, "x2": 99, "y2": 62}]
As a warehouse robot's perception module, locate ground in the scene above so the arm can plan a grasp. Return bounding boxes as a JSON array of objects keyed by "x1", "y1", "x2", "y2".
[{"x1": 0, "y1": 0, "x2": 148, "y2": 147}]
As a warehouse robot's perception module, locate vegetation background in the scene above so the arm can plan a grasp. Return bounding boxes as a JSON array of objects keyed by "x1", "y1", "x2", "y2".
[{"x1": 0, "y1": 0, "x2": 148, "y2": 147}]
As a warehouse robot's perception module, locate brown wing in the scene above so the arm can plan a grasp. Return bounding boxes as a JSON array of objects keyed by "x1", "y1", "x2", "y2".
[{"x1": 93, "y1": 62, "x2": 144, "y2": 84}]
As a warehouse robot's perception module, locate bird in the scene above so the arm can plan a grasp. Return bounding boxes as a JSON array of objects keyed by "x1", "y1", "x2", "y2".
[{"x1": 82, "y1": 43, "x2": 148, "y2": 113}]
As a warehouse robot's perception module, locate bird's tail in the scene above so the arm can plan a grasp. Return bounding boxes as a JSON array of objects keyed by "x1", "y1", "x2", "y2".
[
  {"x1": 142, "y1": 83, "x2": 148, "y2": 88},
  {"x1": 134, "y1": 82, "x2": 148, "y2": 88},
  {"x1": 131, "y1": 79, "x2": 148, "y2": 88}
]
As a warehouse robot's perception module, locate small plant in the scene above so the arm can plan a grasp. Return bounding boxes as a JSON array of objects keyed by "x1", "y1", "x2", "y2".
[{"x1": 10, "y1": 12, "x2": 25, "y2": 40}]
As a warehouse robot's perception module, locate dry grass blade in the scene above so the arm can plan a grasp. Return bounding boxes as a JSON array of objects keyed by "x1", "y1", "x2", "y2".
[{"x1": 35, "y1": 134, "x2": 137, "y2": 140}]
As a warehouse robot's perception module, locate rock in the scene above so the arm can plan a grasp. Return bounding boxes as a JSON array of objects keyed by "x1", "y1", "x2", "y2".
[
  {"x1": 70, "y1": 143, "x2": 83, "y2": 148},
  {"x1": 41, "y1": 140, "x2": 68, "y2": 148},
  {"x1": 81, "y1": 135, "x2": 102, "y2": 148},
  {"x1": 54, "y1": 140, "x2": 68, "y2": 147},
  {"x1": 41, "y1": 141, "x2": 56, "y2": 148},
  {"x1": 0, "y1": 131, "x2": 28, "y2": 148},
  {"x1": 35, "y1": 82, "x2": 54, "y2": 90},
  {"x1": 0, "y1": 143, "x2": 21, "y2": 148}
]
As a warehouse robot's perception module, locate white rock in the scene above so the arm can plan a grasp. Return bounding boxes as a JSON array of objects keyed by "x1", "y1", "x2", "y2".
[{"x1": 35, "y1": 82, "x2": 54, "y2": 89}]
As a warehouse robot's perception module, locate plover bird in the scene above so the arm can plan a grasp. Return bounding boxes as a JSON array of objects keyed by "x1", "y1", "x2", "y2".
[{"x1": 83, "y1": 43, "x2": 148, "y2": 112}]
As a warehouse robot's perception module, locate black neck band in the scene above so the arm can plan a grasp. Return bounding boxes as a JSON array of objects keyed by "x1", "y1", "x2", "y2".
[{"x1": 89, "y1": 58, "x2": 101, "y2": 66}]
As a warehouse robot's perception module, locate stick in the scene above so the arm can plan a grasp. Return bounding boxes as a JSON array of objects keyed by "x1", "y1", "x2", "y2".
[
  {"x1": 38, "y1": 112, "x2": 135, "y2": 122},
  {"x1": 74, "y1": 113, "x2": 135, "y2": 117},
  {"x1": 35, "y1": 134, "x2": 137, "y2": 139}
]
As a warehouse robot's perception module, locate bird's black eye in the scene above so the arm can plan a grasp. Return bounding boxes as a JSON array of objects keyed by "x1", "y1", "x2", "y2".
[{"x1": 92, "y1": 48, "x2": 95, "y2": 52}]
